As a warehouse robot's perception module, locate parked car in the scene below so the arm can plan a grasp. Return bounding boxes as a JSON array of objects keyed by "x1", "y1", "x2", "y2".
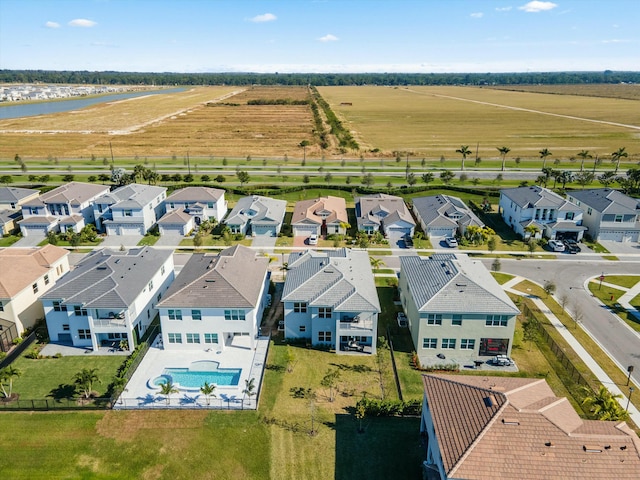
[
  {"x1": 266, "y1": 294, "x2": 272, "y2": 306},
  {"x1": 489, "y1": 355, "x2": 513, "y2": 366},
  {"x1": 445, "y1": 237, "x2": 458, "y2": 248},
  {"x1": 277, "y1": 320, "x2": 284, "y2": 331},
  {"x1": 403, "y1": 234, "x2": 413, "y2": 248},
  {"x1": 397, "y1": 312, "x2": 408, "y2": 327},
  {"x1": 563, "y1": 239, "x2": 581, "y2": 254},
  {"x1": 308, "y1": 234, "x2": 318, "y2": 245},
  {"x1": 548, "y1": 239, "x2": 565, "y2": 252}
]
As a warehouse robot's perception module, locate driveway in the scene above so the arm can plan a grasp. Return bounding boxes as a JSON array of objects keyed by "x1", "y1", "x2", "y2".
[
  {"x1": 251, "y1": 235, "x2": 277, "y2": 249},
  {"x1": 100, "y1": 234, "x2": 143, "y2": 248},
  {"x1": 12, "y1": 235, "x2": 45, "y2": 247},
  {"x1": 600, "y1": 240, "x2": 640, "y2": 256},
  {"x1": 155, "y1": 234, "x2": 184, "y2": 247}
]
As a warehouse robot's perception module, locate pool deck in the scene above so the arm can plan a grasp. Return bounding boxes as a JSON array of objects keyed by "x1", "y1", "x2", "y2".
[{"x1": 114, "y1": 334, "x2": 269, "y2": 409}]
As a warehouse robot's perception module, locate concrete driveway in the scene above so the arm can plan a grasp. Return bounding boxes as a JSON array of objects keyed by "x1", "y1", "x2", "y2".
[
  {"x1": 600, "y1": 240, "x2": 640, "y2": 256},
  {"x1": 12, "y1": 235, "x2": 45, "y2": 247},
  {"x1": 100, "y1": 234, "x2": 143, "y2": 248},
  {"x1": 251, "y1": 235, "x2": 277, "y2": 248},
  {"x1": 155, "y1": 234, "x2": 184, "y2": 247}
]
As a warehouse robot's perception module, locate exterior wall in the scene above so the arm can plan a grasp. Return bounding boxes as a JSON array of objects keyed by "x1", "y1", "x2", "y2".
[
  {"x1": 420, "y1": 399, "x2": 447, "y2": 480},
  {"x1": 283, "y1": 302, "x2": 312, "y2": 341},
  {"x1": 227, "y1": 220, "x2": 249, "y2": 236},
  {"x1": 567, "y1": 196, "x2": 640, "y2": 242},
  {"x1": 165, "y1": 197, "x2": 227, "y2": 223},
  {"x1": 499, "y1": 194, "x2": 528, "y2": 237}
]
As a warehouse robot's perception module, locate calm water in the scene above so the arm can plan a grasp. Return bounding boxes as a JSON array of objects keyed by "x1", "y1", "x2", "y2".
[
  {"x1": 157, "y1": 367, "x2": 242, "y2": 387},
  {"x1": 0, "y1": 87, "x2": 185, "y2": 120}
]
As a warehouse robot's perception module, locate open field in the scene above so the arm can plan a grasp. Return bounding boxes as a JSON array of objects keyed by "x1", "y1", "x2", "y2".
[
  {"x1": 319, "y1": 85, "x2": 640, "y2": 162},
  {"x1": 489, "y1": 83, "x2": 640, "y2": 101}
]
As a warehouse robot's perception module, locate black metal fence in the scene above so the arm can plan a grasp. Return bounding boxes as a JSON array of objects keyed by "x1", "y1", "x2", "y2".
[
  {"x1": 0, "y1": 323, "x2": 21, "y2": 354},
  {"x1": 0, "y1": 330, "x2": 36, "y2": 369},
  {"x1": 0, "y1": 397, "x2": 112, "y2": 411},
  {"x1": 386, "y1": 326, "x2": 403, "y2": 402}
]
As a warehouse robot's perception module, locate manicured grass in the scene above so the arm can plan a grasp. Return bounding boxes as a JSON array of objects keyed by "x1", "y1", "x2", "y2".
[
  {"x1": 582, "y1": 239, "x2": 610, "y2": 254},
  {"x1": 599, "y1": 275, "x2": 640, "y2": 289},
  {"x1": 0, "y1": 235, "x2": 20, "y2": 246},
  {"x1": 490, "y1": 272, "x2": 515, "y2": 285},
  {"x1": 588, "y1": 281, "x2": 640, "y2": 333},
  {"x1": 137, "y1": 234, "x2": 160, "y2": 246},
  {"x1": 179, "y1": 235, "x2": 253, "y2": 247}
]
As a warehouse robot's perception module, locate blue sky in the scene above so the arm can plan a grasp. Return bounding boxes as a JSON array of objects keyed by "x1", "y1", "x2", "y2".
[{"x1": 1, "y1": 0, "x2": 638, "y2": 73}]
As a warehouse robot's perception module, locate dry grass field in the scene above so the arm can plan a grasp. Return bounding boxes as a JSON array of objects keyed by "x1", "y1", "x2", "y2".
[
  {"x1": 489, "y1": 83, "x2": 640, "y2": 101},
  {"x1": 319, "y1": 85, "x2": 640, "y2": 161}
]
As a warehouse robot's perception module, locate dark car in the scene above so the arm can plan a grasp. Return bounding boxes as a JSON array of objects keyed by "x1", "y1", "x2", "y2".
[
  {"x1": 403, "y1": 234, "x2": 413, "y2": 248},
  {"x1": 563, "y1": 239, "x2": 581, "y2": 254}
]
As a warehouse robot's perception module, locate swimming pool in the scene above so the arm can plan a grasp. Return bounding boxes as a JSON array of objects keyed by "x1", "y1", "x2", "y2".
[{"x1": 150, "y1": 361, "x2": 242, "y2": 389}]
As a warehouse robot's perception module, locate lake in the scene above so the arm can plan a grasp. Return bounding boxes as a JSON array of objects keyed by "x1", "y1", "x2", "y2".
[{"x1": 0, "y1": 87, "x2": 186, "y2": 120}]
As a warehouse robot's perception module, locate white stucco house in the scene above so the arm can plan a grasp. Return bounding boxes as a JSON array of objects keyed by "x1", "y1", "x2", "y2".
[
  {"x1": 41, "y1": 247, "x2": 175, "y2": 352},
  {"x1": 0, "y1": 245, "x2": 70, "y2": 340},
  {"x1": 413, "y1": 195, "x2": 483, "y2": 239},
  {"x1": 93, "y1": 183, "x2": 166, "y2": 235},
  {"x1": 0, "y1": 186, "x2": 40, "y2": 235},
  {"x1": 156, "y1": 245, "x2": 270, "y2": 351},
  {"x1": 18, "y1": 182, "x2": 110, "y2": 237},
  {"x1": 499, "y1": 186, "x2": 586, "y2": 240},
  {"x1": 355, "y1": 193, "x2": 415, "y2": 242},
  {"x1": 224, "y1": 195, "x2": 287, "y2": 237},
  {"x1": 160, "y1": 187, "x2": 228, "y2": 235},
  {"x1": 282, "y1": 248, "x2": 381, "y2": 354}
]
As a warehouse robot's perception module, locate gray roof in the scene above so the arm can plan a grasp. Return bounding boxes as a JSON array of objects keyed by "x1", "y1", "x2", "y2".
[
  {"x1": 225, "y1": 195, "x2": 287, "y2": 227},
  {"x1": 355, "y1": 193, "x2": 415, "y2": 230},
  {"x1": 0, "y1": 210, "x2": 21, "y2": 225},
  {"x1": 567, "y1": 188, "x2": 640, "y2": 215},
  {"x1": 23, "y1": 182, "x2": 109, "y2": 207},
  {"x1": 400, "y1": 254, "x2": 519, "y2": 315},
  {"x1": 157, "y1": 245, "x2": 268, "y2": 309},
  {"x1": 282, "y1": 248, "x2": 380, "y2": 313},
  {"x1": 500, "y1": 186, "x2": 579, "y2": 211},
  {"x1": 0, "y1": 186, "x2": 39, "y2": 204},
  {"x1": 157, "y1": 209, "x2": 193, "y2": 226},
  {"x1": 42, "y1": 247, "x2": 172, "y2": 309},
  {"x1": 166, "y1": 186, "x2": 225, "y2": 202},
  {"x1": 413, "y1": 195, "x2": 484, "y2": 230},
  {"x1": 94, "y1": 183, "x2": 166, "y2": 209}
]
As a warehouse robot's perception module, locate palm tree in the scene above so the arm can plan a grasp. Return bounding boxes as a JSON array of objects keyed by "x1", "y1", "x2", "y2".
[
  {"x1": 581, "y1": 385, "x2": 629, "y2": 421},
  {"x1": 455, "y1": 145, "x2": 471, "y2": 171},
  {"x1": 74, "y1": 368, "x2": 101, "y2": 400},
  {"x1": 243, "y1": 377, "x2": 256, "y2": 400},
  {"x1": 611, "y1": 147, "x2": 628, "y2": 174},
  {"x1": 369, "y1": 256, "x2": 385, "y2": 270},
  {"x1": 299, "y1": 140, "x2": 310, "y2": 163},
  {"x1": 280, "y1": 262, "x2": 289, "y2": 280},
  {"x1": 577, "y1": 150, "x2": 592, "y2": 172},
  {"x1": 539, "y1": 148, "x2": 552, "y2": 169},
  {"x1": 497, "y1": 146, "x2": 511, "y2": 172},
  {"x1": 0, "y1": 366, "x2": 22, "y2": 399},
  {"x1": 159, "y1": 380, "x2": 179, "y2": 405},
  {"x1": 200, "y1": 382, "x2": 216, "y2": 406}
]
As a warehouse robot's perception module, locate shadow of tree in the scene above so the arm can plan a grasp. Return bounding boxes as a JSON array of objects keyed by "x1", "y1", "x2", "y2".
[
  {"x1": 47, "y1": 383, "x2": 76, "y2": 400},
  {"x1": 330, "y1": 363, "x2": 372, "y2": 373}
]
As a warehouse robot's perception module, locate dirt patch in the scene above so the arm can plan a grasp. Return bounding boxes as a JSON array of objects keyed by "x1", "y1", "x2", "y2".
[
  {"x1": 95, "y1": 410, "x2": 208, "y2": 442},
  {"x1": 76, "y1": 454, "x2": 102, "y2": 473}
]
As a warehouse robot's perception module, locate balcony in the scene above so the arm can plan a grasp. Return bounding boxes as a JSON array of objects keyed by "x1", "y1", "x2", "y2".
[
  {"x1": 92, "y1": 318, "x2": 127, "y2": 329},
  {"x1": 338, "y1": 313, "x2": 375, "y2": 332}
]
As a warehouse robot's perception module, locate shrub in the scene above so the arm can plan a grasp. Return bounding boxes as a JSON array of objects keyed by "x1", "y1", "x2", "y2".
[
  {"x1": 25, "y1": 348, "x2": 40, "y2": 359},
  {"x1": 355, "y1": 397, "x2": 421, "y2": 417}
]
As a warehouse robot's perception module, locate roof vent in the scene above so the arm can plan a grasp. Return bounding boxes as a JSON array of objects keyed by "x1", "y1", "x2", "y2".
[
  {"x1": 97, "y1": 266, "x2": 107, "y2": 270},
  {"x1": 583, "y1": 445, "x2": 602, "y2": 453},
  {"x1": 455, "y1": 283, "x2": 467, "y2": 287},
  {"x1": 324, "y1": 268, "x2": 334, "y2": 274},
  {"x1": 483, "y1": 395, "x2": 497, "y2": 408},
  {"x1": 502, "y1": 418, "x2": 519, "y2": 426},
  {"x1": 545, "y1": 442, "x2": 554, "y2": 447},
  {"x1": 205, "y1": 279, "x2": 215, "y2": 283}
]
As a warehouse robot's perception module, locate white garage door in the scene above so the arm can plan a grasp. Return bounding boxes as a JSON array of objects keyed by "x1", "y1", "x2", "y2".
[
  {"x1": 428, "y1": 227, "x2": 454, "y2": 237},
  {"x1": 254, "y1": 226, "x2": 276, "y2": 237},
  {"x1": 161, "y1": 225, "x2": 185, "y2": 235},
  {"x1": 387, "y1": 227, "x2": 412, "y2": 236},
  {"x1": 293, "y1": 225, "x2": 318, "y2": 237},
  {"x1": 23, "y1": 225, "x2": 48, "y2": 236},
  {"x1": 119, "y1": 225, "x2": 144, "y2": 235},
  {"x1": 599, "y1": 230, "x2": 624, "y2": 242}
]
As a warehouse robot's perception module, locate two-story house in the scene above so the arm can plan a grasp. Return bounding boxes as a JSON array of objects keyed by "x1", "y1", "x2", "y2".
[
  {"x1": 0, "y1": 245, "x2": 69, "y2": 342},
  {"x1": 413, "y1": 195, "x2": 483, "y2": 239},
  {"x1": 282, "y1": 248, "x2": 381, "y2": 354},
  {"x1": 567, "y1": 188, "x2": 640, "y2": 242},
  {"x1": 158, "y1": 187, "x2": 228, "y2": 235},
  {"x1": 41, "y1": 247, "x2": 174, "y2": 352},
  {"x1": 291, "y1": 196, "x2": 348, "y2": 239},
  {"x1": 0, "y1": 186, "x2": 40, "y2": 235},
  {"x1": 399, "y1": 254, "x2": 519, "y2": 366},
  {"x1": 499, "y1": 186, "x2": 586, "y2": 240},
  {"x1": 224, "y1": 195, "x2": 287, "y2": 237},
  {"x1": 18, "y1": 182, "x2": 110, "y2": 237},
  {"x1": 355, "y1": 193, "x2": 415, "y2": 243},
  {"x1": 157, "y1": 245, "x2": 269, "y2": 351},
  {"x1": 93, "y1": 183, "x2": 167, "y2": 235}
]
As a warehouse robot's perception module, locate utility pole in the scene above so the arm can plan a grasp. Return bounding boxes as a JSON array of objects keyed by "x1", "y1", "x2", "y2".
[
  {"x1": 109, "y1": 141, "x2": 115, "y2": 164},
  {"x1": 187, "y1": 151, "x2": 191, "y2": 175}
]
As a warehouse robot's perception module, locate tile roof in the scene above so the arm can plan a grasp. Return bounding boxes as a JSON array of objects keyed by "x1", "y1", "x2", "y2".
[
  {"x1": 94, "y1": 183, "x2": 166, "y2": 209},
  {"x1": 400, "y1": 254, "x2": 519, "y2": 315},
  {"x1": 422, "y1": 374, "x2": 640, "y2": 480},
  {"x1": 0, "y1": 245, "x2": 69, "y2": 297},
  {"x1": 41, "y1": 247, "x2": 172, "y2": 308},
  {"x1": 413, "y1": 195, "x2": 483, "y2": 230},
  {"x1": 282, "y1": 248, "x2": 380, "y2": 313},
  {"x1": 225, "y1": 195, "x2": 287, "y2": 227},
  {"x1": 355, "y1": 193, "x2": 415, "y2": 230},
  {"x1": 157, "y1": 209, "x2": 193, "y2": 226},
  {"x1": 291, "y1": 196, "x2": 348, "y2": 226},
  {"x1": 157, "y1": 245, "x2": 268, "y2": 309},
  {"x1": 0, "y1": 186, "x2": 39, "y2": 204},
  {"x1": 23, "y1": 182, "x2": 109, "y2": 207},
  {"x1": 500, "y1": 186, "x2": 582, "y2": 213},
  {"x1": 568, "y1": 188, "x2": 640, "y2": 215},
  {"x1": 166, "y1": 186, "x2": 225, "y2": 202}
]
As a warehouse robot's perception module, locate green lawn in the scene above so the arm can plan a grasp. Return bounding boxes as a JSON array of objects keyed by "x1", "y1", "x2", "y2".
[
  {"x1": 490, "y1": 272, "x2": 515, "y2": 285},
  {"x1": 600, "y1": 275, "x2": 640, "y2": 289},
  {"x1": 137, "y1": 234, "x2": 160, "y2": 246},
  {"x1": 0, "y1": 235, "x2": 20, "y2": 246},
  {"x1": 588, "y1": 281, "x2": 640, "y2": 333},
  {"x1": 179, "y1": 235, "x2": 253, "y2": 247}
]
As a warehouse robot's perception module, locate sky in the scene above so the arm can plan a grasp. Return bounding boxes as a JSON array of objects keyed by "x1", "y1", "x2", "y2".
[{"x1": 0, "y1": 0, "x2": 638, "y2": 73}]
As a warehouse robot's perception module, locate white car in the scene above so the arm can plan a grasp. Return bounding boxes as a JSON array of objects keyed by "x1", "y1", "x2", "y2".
[
  {"x1": 548, "y1": 239, "x2": 565, "y2": 252},
  {"x1": 308, "y1": 234, "x2": 318, "y2": 245},
  {"x1": 445, "y1": 237, "x2": 458, "y2": 248}
]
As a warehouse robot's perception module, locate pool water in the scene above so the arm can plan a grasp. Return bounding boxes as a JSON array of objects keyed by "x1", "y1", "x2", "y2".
[{"x1": 157, "y1": 367, "x2": 242, "y2": 387}]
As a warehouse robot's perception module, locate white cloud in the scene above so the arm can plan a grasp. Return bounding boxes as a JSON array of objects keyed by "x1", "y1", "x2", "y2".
[
  {"x1": 470, "y1": 12, "x2": 484, "y2": 18},
  {"x1": 249, "y1": 13, "x2": 277, "y2": 23},
  {"x1": 602, "y1": 39, "x2": 629, "y2": 44},
  {"x1": 496, "y1": 6, "x2": 513, "y2": 12},
  {"x1": 318, "y1": 34, "x2": 338, "y2": 42},
  {"x1": 518, "y1": 1, "x2": 558, "y2": 13},
  {"x1": 45, "y1": 21, "x2": 60, "y2": 28},
  {"x1": 68, "y1": 18, "x2": 97, "y2": 27}
]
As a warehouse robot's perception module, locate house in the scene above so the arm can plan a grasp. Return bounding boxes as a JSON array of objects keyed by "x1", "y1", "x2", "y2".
[
  {"x1": 161, "y1": 186, "x2": 227, "y2": 231},
  {"x1": 566, "y1": 188, "x2": 640, "y2": 242},
  {"x1": 224, "y1": 195, "x2": 287, "y2": 237},
  {"x1": 157, "y1": 209, "x2": 195, "y2": 236},
  {"x1": 0, "y1": 187, "x2": 40, "y2": 235},
  {"x1": 18, "y1": 182, "x2": 110, "y2": 237},
  {"x1": 93, "y1": 183, "x2": 167, "y2": 235},
  {"x1": 282, "y1": 248, "x2": 381, "y2": 354},
  {"x1": 499, "y1": 186, "x2": 586, "y2": 240},
  {"x1": 413, "y1": 195, "x2": 483, "y2": 239},
  {"x1": 399, "y1": 254, "x2": 519, "y2": 365},
  {"x1": 291, "y1": 196, "x2": 348, "y2": 238},
  {"x1": 41, "y1": 247, "x2": 174, "y2": 352},
  {"x1": 355, "y1": 193, "x2": 415, "y2": 240},
  {"x1": 157, "y1": 245, "x2": 269, "y2": 351},
  {"x1": 0, "y1": 245, "x2": 70, "y2": 342},
  {"x1": 420, "y1": 374, "x2": 640, "y2": 480}
]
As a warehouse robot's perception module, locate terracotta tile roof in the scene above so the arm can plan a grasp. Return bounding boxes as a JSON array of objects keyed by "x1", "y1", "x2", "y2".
[
  {"x1": 423, "y1": 374, "x2": 640, "y2": 479},
  {"x1": 291, "y1": 196, "x2": 348, "y2": 226},
  {"x1": 0, "y1": 245, "x2": 69, "y2": 297}
]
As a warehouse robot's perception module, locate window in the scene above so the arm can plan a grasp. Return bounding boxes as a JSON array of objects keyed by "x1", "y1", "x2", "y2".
[
  {"x1": 422, "y1": 338, "x2": 437, "y2": 349},
  {"x1": 207, "y1": 202, "x2": 214, "y2": 208},
  {"x1": 97, "y1": 204, "x2": 104, "y2": 213},
  {"x1": 224, "y1": 309, "x2": 246, "y2": 320},
  {"x1": 168, "y1": 309, "x2": 182, "y2": 320},
  {"x1": 294, "y1": 302, "x2": 307, "y2": 313},
  {"x1": 0, "y1": 301, "x2": 3, "y2": 312},
  {"x1": 486, "y1": 315, "x2": 509, "y2": 327},
  {"x1": 157, "y1": 293, "x2": 162, "y2": 302},
  {"x1": 168, "y1": 333, "x2": 182, "y2": 344},
  {"x1": 565, "y1": 212, "x2": 575, "y2": 220},
  {"x1": 124, "y1": 209, "x2": 133, "y2": 217},
  {"x1": 427, "y1": 314, "x2": 442, "y2": 325},
  {"x1": 318, "y1": 331, "x2": 332, "y2": 342},
  {"x1": 614, "y1": 215, "x2": 623, "y2": 223},
  {"x1": 587, "y1": 207, "x2": 592, "y2": 215},
  {"x1": 74, "y1": 306, "x2": 88, "y2": 316},
  {"x1": 161, "y1": 265, "x2": 166, "y2": 275},
  {"x1": 44, "y1": 274, "x2": 50, "y2": 285},
  {"x1": 62, "y1": 324, "x2": 70, "y2": 331},
  {"x1": 441, "y1": 338, "x2": 456, "y2": 349},
  {"x1": 452, "y1": 315, "x2": 462, "y2": 326},
  {"x1": 107, "y1": 333, "x2": 126, "y2": 340},
  {"x1": 204, "y1": 333, "x2": 218, "y2": 344},
  {"x1": 299, "y1": 325, "x2": 306, "y2": 333},
  {"x1": 53, "y1": 301, "x2": 67, "y2": 312},
  {"x1": 148, "y1": 280, "x2": 154, "y2": 291},
  {"x1": 192, "y1": 310, "x2": 202, "y2": 321},
  {"x1": 78, "y1": 329, "x2": 91, "y2": 340},
  {"x1": 318, "y1": 307, "x2": 332, "y2": 319},
  {"x1": 169, "y1": 202, "x2": 175, "y2": 209},
  {"x1": 186, "y1": 333, "x2": 200, "y2": 344},
  {"x1": 32, "y1": 282, "x2": 39, "y2": 294},
  {"x1": 461, "y1": 339, "x2": 476, "y2": 350}
]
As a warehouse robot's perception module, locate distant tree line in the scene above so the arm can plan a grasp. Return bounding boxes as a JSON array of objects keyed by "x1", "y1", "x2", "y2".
[{"x1": 1, "y1": 70, "x2": 639, "y2": 86}]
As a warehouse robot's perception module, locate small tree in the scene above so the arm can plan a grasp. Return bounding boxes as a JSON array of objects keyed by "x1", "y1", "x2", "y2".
[
  {"x1": 236, "y1": 170, "x2": 250, "y2": 186},
  {"x1": 355, "y1": 400, "x2": 366, "y2": 433},
  {"x1": 0, "y1": 366, "x2": 22, "y2": 399},
  {"x1": 522, "y1": 318, "x2": 538, "y2": 351},
  {"x1": 491, "y1": 258, "x2": 501, "y2": 272},
  {"x1": 455, "y1": 145, "x2": 471, "y2": 171},
  {"x1": 572, "y1": 302, "x2": 584, "y2": 329},
  {"x1": 527, "y1": 238, "x2": 537, "y2": 257},
  {"x1": 487, "y1": 236, "x2": 497, "y2": 253},
  {"x1": 285, "y1": 346, "x2": 296, "y2": 373},
  {"x1": 421, "y1": 172, "x2": 434, "y2": 185},
  {"x1": 321, "y1": 368, "x2": 341, "y2": 402},
  {"x1": 362, "y1": 173, "x2": 375, "y2": 187},
  {"x1": 200, "y1": 382, "x2": 216, "y2": 406},
  {"x1": 243, "y1": 377, "x2": 256, "y2": 400},
  {"x1": 581, "y1": 385, "x2": 629, "y2": 421},
  {"x1": 193, "y1": 232, "x2": 204, "y2": 251},
  {"x1": 543, "y1": 280, "x2": 556, "y2": 297},
  {"x1": 440, "y1": 170, "x2": 455, "y2": 185},
  {"x1": 74, "y1": 368, "x2": 101, "y2": 400},
  {"x1": 497, "y1": 146, "x2": 511, "y2": 171},
  {"x1": 159, "y1": 380, "x2": 178, "y2": 405},
  {"x1": 0, "y1": 175, "x2": 13, "y2": 185}
]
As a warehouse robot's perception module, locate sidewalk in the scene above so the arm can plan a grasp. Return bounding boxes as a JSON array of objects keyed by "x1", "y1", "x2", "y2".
[
  {"x1": 617, "y1": 278, "x2": 640, "y2": 322},
  {"x1": 502, "y1": 275, "x2": 640, "y2": 428}
]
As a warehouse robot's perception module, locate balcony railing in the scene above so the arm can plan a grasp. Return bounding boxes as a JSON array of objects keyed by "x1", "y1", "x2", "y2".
[
  {"x1": 92, "y1": 318, "x2": 127, "y2": 329},
  {"x1": 338, "y1": 314, "x2": 375, "y2": 331}
]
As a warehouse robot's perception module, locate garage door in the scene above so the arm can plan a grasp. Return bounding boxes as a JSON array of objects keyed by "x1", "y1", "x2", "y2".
[
  {"x1": 119, "y1": 225, "x2": 144, "y2": 235},
  {"x1": 387, "y1": 227, "x2": 412, "y2": 235},
  {"x1": 599, "y1": 230, "x2": 624, "y2": 242},
  {"x1": 161, "y1": 225, "x2": 185, "y2": 235},
  {"x1": 293, "y1": 226, "x2": 317, "y2": 237},
  {"x1": 57, "y1": 333, "x2": 72, "y2": 344},
  {"x1": 428, "y1": 227, "x2": 454, "y2": 237},
  {"x1": 23, "y1": 225, "x2": 48, "y2": 236},
  {"x1": 254, "y1": 226, "x2": 276, "y2": 237}
]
